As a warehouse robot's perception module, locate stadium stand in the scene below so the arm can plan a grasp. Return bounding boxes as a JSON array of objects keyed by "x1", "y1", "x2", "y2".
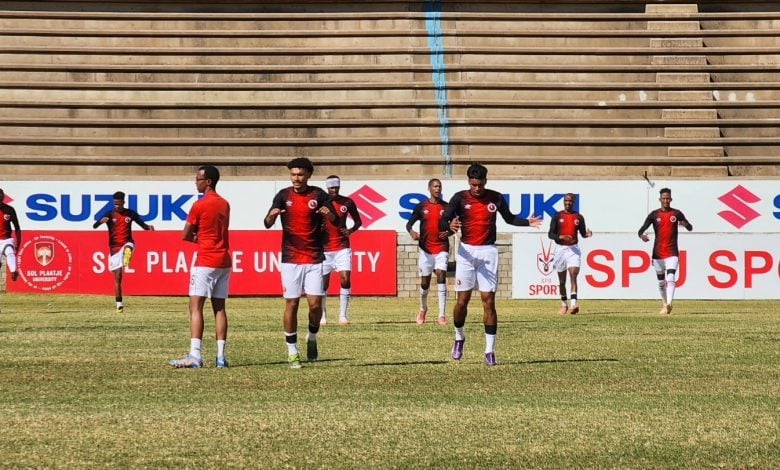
[{"x1": 1, "y1": 1, "x2": 779, "y2": 179}]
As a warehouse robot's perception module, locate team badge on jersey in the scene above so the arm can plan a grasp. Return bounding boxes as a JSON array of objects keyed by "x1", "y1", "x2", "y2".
[
  {"x1": 670, "y1": 216, "x2": 677, "y2": 223},
  {"x1": 487, "y1": 203, "x2": 497, "y2": 213},
  {"x1": 308, "y1": 199, "x2": 318, "y2": 209}
]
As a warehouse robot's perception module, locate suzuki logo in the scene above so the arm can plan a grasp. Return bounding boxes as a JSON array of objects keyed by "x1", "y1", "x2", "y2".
[
  {"x1": 717, "y1": 185, "x2": 761, "y2": 229},
  {"x1": 348, "y1": 185, "x2": 387, "y2": 228}
]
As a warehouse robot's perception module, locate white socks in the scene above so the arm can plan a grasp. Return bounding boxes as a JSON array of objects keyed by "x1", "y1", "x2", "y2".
[
  {"x1": 339, "y1": 288, "x2": 350, "y2": 321},
  {"x1": 189, "y1": 338, "x2": 202, "y2": 359},
  {"x1": 437, "y1": 284, "x2": 447, "y2": 317},
  {"x1": 420, "y1": 287, "x2": 429, "y2": 312}
]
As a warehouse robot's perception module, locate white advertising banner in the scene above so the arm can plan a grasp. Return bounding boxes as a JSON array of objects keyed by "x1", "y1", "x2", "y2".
[
  {"x1": 1, "y1": 179, "x2": 779, "y2": 233},
  {"x1": 512, "y1": 233, "x2": 780, "y2": 300}
]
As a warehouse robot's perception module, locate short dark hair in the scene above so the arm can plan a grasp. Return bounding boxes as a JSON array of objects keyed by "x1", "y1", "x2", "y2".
[
  {"x1": 113, "y1": 191, "x2": 125, "y2": 200},
  {"x1": 660, "y1": 187, "x2": 672, "y2": 196},
  {"x1": 466, "y1": 163, "x2": 488, "y2": 180},
  {"x1": 428, "y1": 178, "x2": 441, "y2": 187},
  {"x1": 287, "y1": 157, "x2": 314, "y2": 175},
  {"x1": 199, "y1": 165, "x2": 220, "y2": 186}
]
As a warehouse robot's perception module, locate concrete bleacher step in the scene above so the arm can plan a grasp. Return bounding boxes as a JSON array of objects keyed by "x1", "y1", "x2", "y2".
[{"x1": 1, "y1": 5, "x2": 779, "y2": 177}]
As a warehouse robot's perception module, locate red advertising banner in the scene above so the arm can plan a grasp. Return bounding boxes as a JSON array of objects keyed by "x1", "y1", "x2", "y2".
[{"x1": 7, "y1": 230, "x2": 397, "y2": 296}]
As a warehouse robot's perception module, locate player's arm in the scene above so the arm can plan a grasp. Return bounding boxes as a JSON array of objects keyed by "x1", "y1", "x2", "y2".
[
  {"x1": 438, "y1": 193, "x2": 461, "y2": 234},
  {"x1": 678, "y1": 211, "x2": 693, "y2": 231},
  {"x1": 578, "y1": 214, "x2": 592, "y2": 238},
  {"x1": 406, "y1": 204, "x2": 421, "y2": 240},
  {"x1": 181, "y1": 221, "x2": 197, "y2": 243},
  {"x1": 264, "y1": 191, "x2": 286, "y2": 228},
  {"x1": 638, "y1": 213, "x2": 653, "y2": 241},
  {"x1": 92, "y1": 211, "x2": 110, "y2": 229},
  {"x1": 345, "y1": 199, "x2": 363, "y2": 233},
  {"x1": 498, "y1": 199, "x2": 542, "y2": 228},
  {"x1": 316, "y1": 192, "x2": 338, "y2": 224},
  {"x1": 131, "y1": 210, "x2": 155, "y2": 231},
  {"x1": 547, "y1": 214, "x2": 560, "y2": 241},
  {"x1": 9, "y1": 207, "x2": 21, "y2": 247}
]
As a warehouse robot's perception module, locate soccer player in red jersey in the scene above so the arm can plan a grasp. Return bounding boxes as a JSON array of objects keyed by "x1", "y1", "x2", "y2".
[
  {"x1": 638, "y1": 187, "x2": 693, "y2": 315},
  {"x1": 170, "y1": 165, "x2": 232, "y2": 369},
  {"x1": 264, "y1": 157, "x2": 336, "y2": 369},
  {"x1": 320, "y1": 175, "x2": 362, "y2": 326},
  {"x1": 92, "y1": 191, "x2": 154, "y2": 313},
  {"x1": 439, "y1": 164, "x2": 542, "y2": 366},
  {"x1": 0, "y1": 188, "x2": 21, "y2": 283},
  {"x1": 406, "y1": 178, "x2": 450, "y2": 326},
  {"x1": 548, "y1": 193, "x2": 592, "y2": 315}
]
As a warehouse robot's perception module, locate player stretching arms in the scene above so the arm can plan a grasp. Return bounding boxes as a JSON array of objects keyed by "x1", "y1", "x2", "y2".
[{"x1": 440, "y1": 164, "x2": 542, "y2": 366}]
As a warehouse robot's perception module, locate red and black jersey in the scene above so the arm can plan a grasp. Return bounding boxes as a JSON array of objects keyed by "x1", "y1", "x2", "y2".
[
  {"x1": 268, "y1": 186, "x2": 331, "y2": 264},
  {"x1": 439, "y1": 189, "x2": 529, "y2": 246},
  {"x1": 548, "y1": 211, "x2": 587, "y2": 246},
  {"x1": 93, "y1": 208, "x2": 150, "y2": 254},
  {"x1": 638, "y1": 208, "x2": 689, "y2": 259},
  {"x1": 0, "y1": 204, "x2": 20, "y2": 240},
  {"x1": 406, "y1": 199, "x2": 449, "y2": 255},
  {"x1": 322, "y1": 195, "x2": 362, "y2": 252}
]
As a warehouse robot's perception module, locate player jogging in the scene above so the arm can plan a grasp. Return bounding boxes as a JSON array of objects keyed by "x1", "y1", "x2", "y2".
[{"x1": 638, "y1": 187, "x2": 693, "y2": 315}]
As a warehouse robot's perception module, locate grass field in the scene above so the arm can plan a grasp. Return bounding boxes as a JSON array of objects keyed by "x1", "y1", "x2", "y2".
[{"x1": 0, "y1": 294, "x2": 777, "y2": 468}]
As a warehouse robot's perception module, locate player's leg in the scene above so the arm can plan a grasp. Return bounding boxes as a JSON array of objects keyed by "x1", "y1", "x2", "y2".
[
  {"x1": 302, "y1": 263, "x2": 325, "y2": 362},
  {"x1": 211, "y1": 268, "x2": 230, "y2": 368},
  {"x1": 663, "y1": 257, "x2": 679, "y2": 314},
  {"x1": 553, "y1": 247, "x2": 568, "y2": 313},
  {"x1": 169, "y1": 267, "x2": 208, "y2": 368},
  {"x1": 113, "y1": 268, "x2": 123, "y2": 313},
  {"x1": 337, "y1": 249, "x2": 352, "y2": 325},
  {"x1": 281, "y1": 263, "x2": 305, "y2": 367},
  {"x1": 2, "y1": 243, "x2": 19, "y2": 281},
  {"x1": 320, "y1": 253, "x2": 334, "y2": 325},
  {"x1": 451, "y1": 244, "x2": 476, "y2": 360},
  {"x1": 474, "y1": 247, "x2": 499, "y2": 366},
  {"x1": 480, "y1": 291, "x2": 498, "y2": 366},
  {"x1": 434, "y1": 251, "x2": 449, "y2": 325},
  {"x1": 338, "y1": 270, "x2": 351, "y2": 325},
  {"x1": 653, "y1": 259, "x2": 668, "y2": 313},
  {"x1": 567, "y1": 267, "x2": 581, "y2": 314},
  {"x1": 417, "y1": 250, "x2": 434, "y2": 324}
]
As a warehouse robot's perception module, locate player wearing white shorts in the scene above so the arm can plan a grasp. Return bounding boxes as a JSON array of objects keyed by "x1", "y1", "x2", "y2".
[
  {"x1": 639, "y1": 188, "x2": 692, "y2": 314},
  {"x1": 170, "y1": 165, "x2": 231, "y2": 369},
  {"x1": 92, "y1": 191, "x2": 154, "y2": 313},
  {"x1": 0, "y1": 188, "x2": 21, "y2": 290},
  {"x1": 320, "y1": 175, "x2": 362, "y2": 326},
  {"x1": 440, "y1": 164, "x2": 542, "y2": 366},
  {"x1": 548, "y1": 193, "x2": 592, "y2": 315},
  {"x1": 406, "y1": 178, "x2": 449, "y2": 326},
  {"x1": 265, "y1": 158, "x2": 337, "y2": 369}
]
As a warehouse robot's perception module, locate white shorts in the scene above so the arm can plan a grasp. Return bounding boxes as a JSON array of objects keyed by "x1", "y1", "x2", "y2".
[
  {"x1": 0, "y1": 237, "x2": 15, "y2": 258},
  {"x1": 653, "y1": 256, "x2": 679, "y2": 275},
  {"x1": 454, "y1": 243, "x2": 499, "y2": 292},
  {"x1": 418, "y1": 249, "x2": 448, "y2": 277},
  {"x1": 189, "y1": 266, "x2": 231, "y2": 298},
  {"x1": 281, "y1": 263, "x2": 324, "y2": 299},
  {"x1": 323, "y1": 248, "x2": 352, "y2": 275},
  {"x1": 108, "y1": 242, "x2": 134, "y2": 272},
  {"x1": 552, "y1": 245, "x2": 581, "y2": 272}
]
